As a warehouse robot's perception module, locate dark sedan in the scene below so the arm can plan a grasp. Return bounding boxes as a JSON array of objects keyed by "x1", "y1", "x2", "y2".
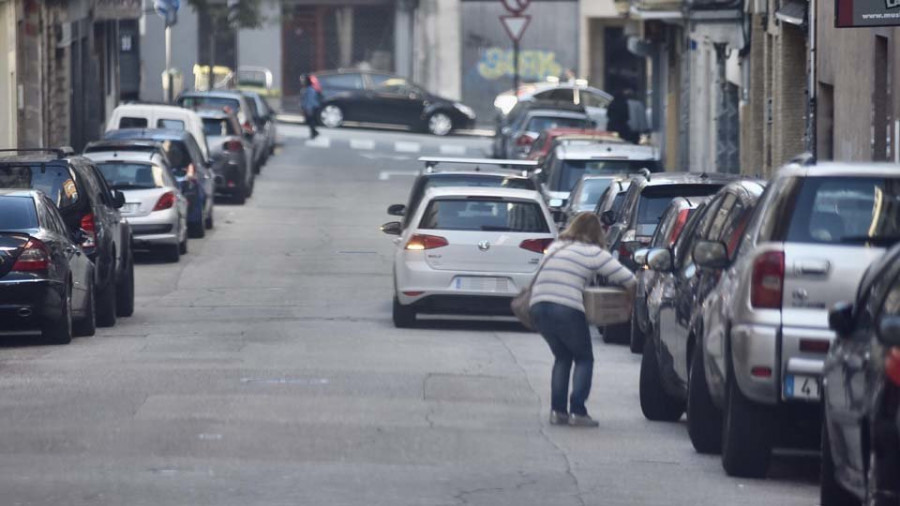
[
  {"x1": 197, "y1": 108, "x2": 254, "y2": 204},
  {"x1": 822, "y1": 242, "x2": 900, "y2": 506},
  {"x1": 0, "y1": 190, "x2": 96, "y2": 343},
  {"x1": 314, "y1": 71, "x2": 476, "y2": 136}
]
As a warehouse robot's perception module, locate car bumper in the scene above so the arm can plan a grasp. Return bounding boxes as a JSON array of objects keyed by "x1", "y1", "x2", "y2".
[
  {"x1": 0, "y1": 279, "x2": 62, "y2": 332},
  {"x1": 126, "y1": 209, "x2": 179, "y2": 247},
  {"x1": 395, "y1": 265, "x2": 532, "y2": 313}
]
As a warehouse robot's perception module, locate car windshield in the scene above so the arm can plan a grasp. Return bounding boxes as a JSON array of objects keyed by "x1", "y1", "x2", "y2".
[
  {"x1": 637, "y1": 185, "x2": 724, "y2": 225},
  {"x1": 575, "y1": 178, "x2": 615, "y2": 211},
  {"x1": 425, "y1": 175, "x2": 535, "y2": 191},
  {"x1": 180, "y1": 96, "x2": 241, "y2": 112},
  {"x1": 96, "y1": 162, "x2": 168, "y2": 190},
  {"x1": 420, "y1": 198, "x2": 549, "y2": 232},
  {"x1": 787, "y1": 177, "x2": 900, "y2": 245},
  {"x1": 0, "y1": 196, "x2": 38, "y2": 231},
  {"x1": 525, "y1": 116, "x2": 588, "y2": 133},
  {"x1": 0, "y1": 164, "x2": 80, "y2": 208},
  {"x1": 558, "y1": 159, "x2": 659, "y2": 192},
  {"x1": 203, "y1": 118, "x2": 237, "y2": 137}
]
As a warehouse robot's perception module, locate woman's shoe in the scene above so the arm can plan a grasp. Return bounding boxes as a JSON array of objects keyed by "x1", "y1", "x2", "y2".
[
  {"x1": 569, "y1": 414, "x2": 600, "y2": 427},
  {"x1": 549, "y1": 411, "x2": 570, "y2": 425}
]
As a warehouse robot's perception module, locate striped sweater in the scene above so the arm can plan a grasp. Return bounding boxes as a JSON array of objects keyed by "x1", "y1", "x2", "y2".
[{"x1": 529, "y1": 240, "x2": 637, "y2": 313}]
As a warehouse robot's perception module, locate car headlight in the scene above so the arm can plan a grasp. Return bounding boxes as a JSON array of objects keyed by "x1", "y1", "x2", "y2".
[{"x1": 454, "y1": 103, "x2": 475, "y2": 118}]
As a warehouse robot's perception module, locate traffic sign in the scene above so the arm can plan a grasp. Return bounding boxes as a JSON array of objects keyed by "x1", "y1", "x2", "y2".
[
  {"x1": 500, "y1": 15, "x2": 530, "y2": 42},
  {"x1": 154, "y1": 0, "x2": 180, "y2": 26}
]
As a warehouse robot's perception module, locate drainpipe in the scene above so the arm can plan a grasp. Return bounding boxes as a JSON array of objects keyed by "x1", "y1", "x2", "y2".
[{"x1": 806, "y1": 0, "x2": 817, "y2": 157}]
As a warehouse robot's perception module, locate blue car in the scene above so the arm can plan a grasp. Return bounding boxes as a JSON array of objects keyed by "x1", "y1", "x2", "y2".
[{"x1": 104, "y1": 129, "x2": 215, "y2": 237}]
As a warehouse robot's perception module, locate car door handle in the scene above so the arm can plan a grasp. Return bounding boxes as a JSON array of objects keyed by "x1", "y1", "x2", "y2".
[{"x1": 794, "y1": 260, "x2": 830, "y2": 276}]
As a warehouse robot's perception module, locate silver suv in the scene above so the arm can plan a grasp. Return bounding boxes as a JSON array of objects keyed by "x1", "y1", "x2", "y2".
[{"x1": 693, "y1": 162, "x2": 900, "y2": 478}]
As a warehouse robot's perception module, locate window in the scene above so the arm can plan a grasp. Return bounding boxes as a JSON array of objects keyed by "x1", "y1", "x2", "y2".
[
  {"x1": 96, "y1": 162, "x2": 167, "y2": 189},
  {"x1": 0, "y1": 197, "x2": 38, "y2": 231},
  {"x1": 0, "y1": 164, "x2": 80, "y2": 208},
  {"x1": 525, "y1": 116, "x2": 589, "y2": 134},
  {"x1": 575, "y1": 178, "x2": 615, "y2": 211},
  {"x1": 637, "y1": 185, "x2": 724, "y2": 227},
  {"x1": 318, "y1": 73, "x2": 364, "y2": 90},
  {"x1": 202, "y1": 118, "x2": 236, "y2": 137},
  {"x1": 425, "y1": 175, "x2": 534, "y2": 191},
  {"x1": 157, "y1": 119, "x2": 185, "y2": 130},
  {"x1": 535, "y1": 88, "x2": 574, "y2": 103},
  {"x1": 581, "y1": 90, "x2": 611, "y2": 108},
  {"x1": 555, "y1": 159, "x2": 660, "y2": 192},
  {"x1": 707, "y1": 193, "x2": 737, "y2": 239},
  {"x1": 119, "y1": 117, "x2": 148, "y2": 128},
  {"x1": 162, "y1": 141, "x2": 191, "y2": 174},
  {"x1": 419, "y1": 199, "x2": 549, "y2": 233},
  {"x1": 43, "y1": 197, "x2": 70, "y2": 236},
  {"x1": 718, "y1": 200, "x2": 751, "y2": 257},
  {"x1": 179, "y1": 96, "x2": 241, "y2": 113}
]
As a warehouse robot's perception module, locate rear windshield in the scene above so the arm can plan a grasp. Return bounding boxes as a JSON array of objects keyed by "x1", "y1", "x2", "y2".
[
  {"x1": 160, "y1": 140, "x2": 191, "y2": 175},
  {"x1": 0, "y1": 197, "x2": 38, "y2": 230},
  {"x1": 611, "y1": 192, "x2": 627, "y2": 214},
  {"x1": 0, "y1": 164, "x2": 80, "y2": 208},
  {"x1": 637, "y1": 185, "x2": 724, "y2": 225},
  {"x1": 203, "y1": 117, "x2": 237, "y2": 137},
  {"x1": 96, "y1": 162, "x2": 168, "y2": 190},
  {"x1": 157, "y1": 119, "x2": 185, "y2": 130},
  {"x1": 576, "y1": 178, "x2": 615, "y2": 210},
  {"x1": 526, "y1": 116, "x2": 589, "y2": 133},
  {"x1": 425, "y1": 175, "x2": 535, "y2": 191},
  {"x1": 557, "y1": 159, "x2": 660, "y2": 192},
  {"x1": 119, "y1": 117, "x2": 148, "y2": 128},
  {"x1": 420, "y1": 198, "x2": 549, "y2": 232},
  {"x1": 786, "y1": 177, "x2": 900, "y2": 245},
  {"x1": 179, "y1": 96, "x2": 241, "y2": 112}
]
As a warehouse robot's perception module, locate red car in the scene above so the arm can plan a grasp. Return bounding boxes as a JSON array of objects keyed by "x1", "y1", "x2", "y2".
[{"x1": 526, "y1": 128, "x2": 623, "y2": 164}]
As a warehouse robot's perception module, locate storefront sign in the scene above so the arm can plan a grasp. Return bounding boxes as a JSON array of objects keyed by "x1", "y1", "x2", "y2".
[{"x1": 836, "y1": 0, "x2": 900, "y2": 27}]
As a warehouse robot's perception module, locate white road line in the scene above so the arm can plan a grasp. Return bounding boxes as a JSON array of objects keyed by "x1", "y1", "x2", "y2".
[
  {"x1": 350, "y1": 139, "x2": 376, "y2": 150},
  {"x1": 439, "y1": 145, "x2": 467, "y2": 156},
  {"x1": 306, "y1": 137, "x2": 331, "y2": 148},
  {"x1": 394, "y1": 141, "x2": 421, "y2": 153},
  {"x1": 378, "y1": 170, "x2": 420, "y2": 181}
]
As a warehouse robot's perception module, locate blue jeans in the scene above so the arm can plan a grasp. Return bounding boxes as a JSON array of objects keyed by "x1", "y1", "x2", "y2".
[{"x1": 530, "y1": 302, "x2": 594, "y2": 416}]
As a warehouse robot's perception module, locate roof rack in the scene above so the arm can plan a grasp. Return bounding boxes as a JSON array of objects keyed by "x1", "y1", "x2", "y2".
[
  {"x1": 419, "y1": 157, "x2": 539, "y2": 175},
  {"x1": 0, "y1": 147, "x2": 74, "y2": 159}
]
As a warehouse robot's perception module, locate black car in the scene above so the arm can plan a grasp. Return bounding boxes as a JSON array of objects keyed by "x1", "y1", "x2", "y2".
[
  {"x1": 0, "y1": 149, "x2": 134, "y2": 328},
  {"x1": 314, "y1": 70, "x2": 476, "y2": 136},
  {"x1": 0, "y1": 190, "x2": 97, "y2": 343},
  {"x1": 629, "y1": 196, "x2": 708, "y2": 353},
  {"x1": 638, "y1": 180, "x2": 765, "y2": 452},
  {"x1": 822, "y1": 242, "x2": 900, "y2": 506},
  {"x1": 600, "y1": 172, "x2": 740, "y2": 343},
  {"x1": 104, "y1": 129, "x2": 215, "y2": 238}
]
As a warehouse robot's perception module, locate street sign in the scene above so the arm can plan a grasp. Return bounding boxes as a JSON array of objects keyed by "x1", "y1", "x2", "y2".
[
  {"x1": 154, "y1": 0, "x2": 180, "y2": 26},
  {"x1": 500, "y1": 15, "x2": 530, "y2": 42},
  {"x1": 501, "y1": 0, "x2": 531, "y2": 14}
]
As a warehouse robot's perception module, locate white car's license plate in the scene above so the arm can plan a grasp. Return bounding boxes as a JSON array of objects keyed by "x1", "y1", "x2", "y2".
[
  {"x1": 122, "y1": 203, "x2": 140, "y2": 214},
  {"x1": 453, "y1": 277, "x2": 510, "y2": 293},
  {"x1": 784, "y1": 374, "x2": 821, "y2": 401}
]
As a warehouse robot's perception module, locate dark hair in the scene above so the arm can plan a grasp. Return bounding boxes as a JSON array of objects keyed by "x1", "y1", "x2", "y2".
[{"x1": 558, "y1": 212, "x2": 605, "y2": 247}]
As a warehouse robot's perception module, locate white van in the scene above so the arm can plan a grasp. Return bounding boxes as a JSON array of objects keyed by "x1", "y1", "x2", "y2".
[{"x1": 106, "y1": 104, "x2": 210, "y2": 161}]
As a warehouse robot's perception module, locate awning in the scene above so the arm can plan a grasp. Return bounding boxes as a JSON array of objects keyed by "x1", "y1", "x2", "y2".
[
  {"x1": 629, "y1": 5, "x2": 684, "y2": 19},
  {"x1": 776, "y1": 0, "x2": 807, "y2": 26}
]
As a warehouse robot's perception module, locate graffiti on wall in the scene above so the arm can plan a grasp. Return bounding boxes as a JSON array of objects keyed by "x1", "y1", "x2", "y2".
[{"x1": 477, "y1": 47, "x2": 562, "y2": 82}]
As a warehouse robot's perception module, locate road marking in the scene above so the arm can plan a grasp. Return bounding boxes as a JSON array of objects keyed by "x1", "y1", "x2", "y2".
[
  {"x1": 379, "y1": 170, "x2": 420, "y2": 181},
  {"x1": 306, "y1": 137, "x2": 331, "y2": 148},
  {"x1": 360, "y1": 153, "x2": 412, "y2": 161},
  {"x1": 395, "y1": 141, "x2": 421, "y2": 153},
  {"x1": 439, "y1": 145, "x2": 467, "y2": 155},
  {"x1": 350, "y1": 139, "x2": 376, "y2": 150}
]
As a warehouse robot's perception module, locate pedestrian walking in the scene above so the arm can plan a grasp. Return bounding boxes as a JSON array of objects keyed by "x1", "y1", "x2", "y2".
[
  {"x1": 301, "y1": 74, "x2": 323, "y2": 139},
  {"x1": 529, "y1": 213, "x2": 636, "y2": 427}
]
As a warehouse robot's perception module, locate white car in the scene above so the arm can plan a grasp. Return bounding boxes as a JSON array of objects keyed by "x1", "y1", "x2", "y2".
[
  {"x1": 85, "y1": 150, "x2": 189, "y2": 263},
  {"x1": 106, "y1": 104, "x2": 210, "y2": 162},
  {"x1": 493, "y1": 79, "x2": 612, "y2": 128},
  {"x1": 382, "y1": 187, "x2": 558, "y2": 327}
]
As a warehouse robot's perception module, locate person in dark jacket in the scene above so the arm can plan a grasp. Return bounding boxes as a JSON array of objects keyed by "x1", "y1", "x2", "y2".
[
  {"x1": 607, "y1": 88, "x2": 639, "y2": 144},
  {"x1": 301, "y1": 74, "x2": 323, "y2": 139}
]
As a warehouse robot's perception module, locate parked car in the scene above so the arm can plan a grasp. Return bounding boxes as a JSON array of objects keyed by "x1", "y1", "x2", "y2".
[
  {"x1": 239, "y1": 90, "x2": 273, "y2": 168},
  {"x1": 493, "y1": 79, "x2": 612, "y2": 128},
  {"x1": 694, "y1": 162, "x2": 900, "y2": 478},
  {"x1": 497, "y1": 105, "x2": 595, "y2": 160},
  {"x1": 382, "y1": 187, "x2": 557, "y2": 327},
  {"x1": 601, "y1": 172, "x2": 738, "y2": 344},
  {"x1": 177, "y1": 90, "x2": 265, "y2": 173},
  {"x1": 313, "y1": 70, "x2": 476, "y2": 136},
  {"x1": 822, "y1": 242, "x2": 900, "y2": 506},
  {"x1": 0, "y1": 148, "x2": 135, "y2": 328},
  {"x1": 197, "y1": 107, "x2": 254, "y2": 204},
  {"x1": 593, "y1": 177, "x2": 632, "y2": 222},
  {"x1": 561, "y1": 175, "x2": 623, "y2": 226},
  {"x1": 106, "y1": 104, "x2": 210, "y2": 162},
  {"x1": 388, "y1": 158, "x2": 538, "y2": 230},
  {"x1": 84, "y1": 149, "x2": 188, "y2": 262},
  {"x1": 104, "y1": 129, "x2": 214, "y2": 238},
  {"x1": 0, "y1": 189, "x2": 96, "y2": 343},
  {"x1": 526, "y1": 128, "x2": 623, "y2": 165},
  {"x1": 241, "y1": 90, "x2": 277, "y2": 159}
]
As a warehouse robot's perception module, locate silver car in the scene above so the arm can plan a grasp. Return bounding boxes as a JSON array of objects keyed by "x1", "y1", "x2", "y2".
[
  {"x1": 693, "y1": 162, "x2": 900, "y2": 478},
  {"x1": 85, "y1": 150, "x2": 188, "y2": 263}
]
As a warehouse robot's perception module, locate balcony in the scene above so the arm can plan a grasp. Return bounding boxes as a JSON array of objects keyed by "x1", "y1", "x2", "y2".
[{"x1": 94, "y1": 0, "x2": 142, "y2": 20}]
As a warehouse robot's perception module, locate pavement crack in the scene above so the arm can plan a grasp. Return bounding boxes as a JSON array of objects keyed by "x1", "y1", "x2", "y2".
[
  {"x1": 422, "y1": 373, "x2": 436, "y2": 429},
  {"x1": 491, "y1": 331, "x2": 587, "y2": 506}
]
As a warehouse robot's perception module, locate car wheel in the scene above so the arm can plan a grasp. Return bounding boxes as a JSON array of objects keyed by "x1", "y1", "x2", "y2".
[
  {"x1": 630, "y1": 312, "x2": 646, "y2": 354},
  {"x1": 163, "y1": 242, "x2": 181, "y2": 263},
  {"x1": 427, "y1": 112, "x2": 453, "y2": 136},
  {"x1": 95, "y1": 276, "x2": 117, "y2": 328},
  {"x1": 205, "y1": 208, "x2": 214, "y2": 229},
  {"x1": 73, "y1": 278, "x2": 96, "y2": 337},
  {"x1": 115, "y1": 252, "x2": 135, "y2": 317},
  {"x1": 687, "y1": 341, "x2": 723, "y2": 454},
  {"x1": 43, "y1": 282, "x2": 73, "y2": 344},
  {"x1": 821, "y1": 422, "x2": 861, "y2": 506},
  {"x1": 392, "y1": 297, "x2": 416, "y2": 328},
  {"x1": 189, "y1": 221, "x2": 205, "y2": 238},
  {"x1": 602, "y1": 322, "x2": 629, "y2": 344},
  {"x1": 234, "y1": 183, "x2": 247, "y2": 205},
  {"x1": 246, "y1": 174, "x2": 255, "y2": 197},
  {"x1": 179, "y1": 233, "x2": 188, "y2": 255},
  {"x1": 319, "y1": 104, "x2": 344, "y2": 129},
  {"x1": 639, "y1": 335, "x2": 685, "y2": 422},
  {"x1": 721, "y1": 362, "x2": 772, "y2": 478}
]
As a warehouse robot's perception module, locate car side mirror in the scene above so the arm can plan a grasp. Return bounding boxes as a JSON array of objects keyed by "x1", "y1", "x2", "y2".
[
  {"x1": 693, "y1": 240, "x2": 729, "y2": 270},
  {"x1": 600, "y1": 210, "x2": 616, "y2": 227},
  {"x1": 112, "y1": 190, "x2": 126, "y2": 209},
  {"x1": 387, "y1": 204, "x2": 406, "y2": 217},
  {"x1": 381, "y1": 221, "x2": 402, "y2": 236},
  {"x1": 633, "y1": 248, "x2": 649, "y2": 267},
  {"x1": 548, "y1": 198, "x2": 566, "y2": 209},
  {"x1": 829, "y1": 302, "x2": 855, "y2": 337},
  {"x1": 878, "y1": 315, "x2": 900, "y2": 346},
  {"x1": 647, "y1": 248, "x2": 673, "y2": 272},
  {"x1": 72, "y1": 228, "x2": 87, "y2": 244}
]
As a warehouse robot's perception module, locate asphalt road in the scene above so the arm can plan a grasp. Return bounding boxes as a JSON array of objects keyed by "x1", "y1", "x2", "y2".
[{"x1": 0, "y1": 124, "x2": 819, "y2": 506}]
